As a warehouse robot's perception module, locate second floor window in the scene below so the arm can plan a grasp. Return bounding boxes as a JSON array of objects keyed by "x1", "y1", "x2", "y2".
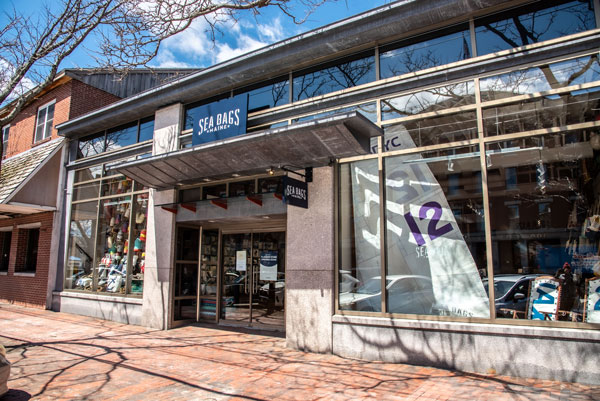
[{"x1": 35, "y1": 101, "x2": 55, "y2": 142}]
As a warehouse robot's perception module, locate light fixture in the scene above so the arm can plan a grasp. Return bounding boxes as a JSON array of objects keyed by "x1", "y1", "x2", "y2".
[
  {"x1": 232, "y1": 173, "x2": 241, "y2": 178},
  {"x1": 447, "y1": 160, "x2": 454, "y2": 172},
  {"x1": 202, "y1": 178, "x2": 211, "y2": 182},
  {"x1": 267, "y1": 167, "x2": 275, "y2": 176}
]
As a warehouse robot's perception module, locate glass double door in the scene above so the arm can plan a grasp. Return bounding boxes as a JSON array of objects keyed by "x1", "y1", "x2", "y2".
[
  {"x1": 220, "y1": 231, "x2": 285, "y2": 330},
  {"x1": 172, "y1": 225, "x2": 285, "y2": 330}
]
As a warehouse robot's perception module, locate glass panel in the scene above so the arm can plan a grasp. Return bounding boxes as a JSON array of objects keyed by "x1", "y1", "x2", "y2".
[
  {"x1": 485, "y1": 131, "x2": 597, "y2": 322},
  {"x1": 35, "y1": 107, "x2": 47, "y2": 142},
  {"x1": 293, "y1": 102, "x2": 377, "y2": 123},
  {"x1": 258, "y1": 176, "x2": 283, "y2": 194},
  {"x1": 105, "y1": 122, "x2": 138, "y2": 152},
  {"x1": 65, "y1": 201, "x2": 97, "y2": 290},
  {"x1": 475, "y1": 0, "x2": 596, "y2": 56},
  {"x1": 0, "y1": 231, "x2": 11, "y2": 272},
  {"x1": 174, "y1": 299, "x2": 197, "y2": 321},
  {"x1": 293, "y1": 52, "x2": 375, "y2": 101},
  {"x1": 174, "y1": 263, "x2": 198, "y2": 297},
  {"x1": 381, "y1": 81, "x2": 474, "y2": 120},
  {"x1": 138, "y1": 118, "x2": 154, "y2": 142},
  {"x1": 379, "y1": 112, "x2": 478, "y2": 151},
  {"x1": 221, "y1": 233, "x2": 252, "y2": 323},
  {"x1": 177, "y1": 227, "x2": 199, "y2": 261},
  {"x1": 384, "y1": 140, "x2": 489, "y2": 317},
  {"x1": 101, "y1": 176, "x2": 133, "y2": 197},
  {"x1": 95, "y1": 196, "x2": 131, "y2": 294},
  {"x1": 129, "y1": 194, "x2": 148, "y2": 294},
  {"x1": 338, "y1": 159, "x2": 382, "y2": 312},
  {"x1": 480, "y1": 55, "x2": 600, "y2": 102},
  {"x1": 72, "y1": 182, "x2": 100, "y2": 201},
  {"x1": 380, "y1": 24, "x2": 471, "y2": 78},
  {"x1": 482, "y1": 86, "x2": 600, "y2": 137},
  {"x1": 252, "y1": 232, "x2": 285, "y2": 329},
  {"x1": 200, "y1": 230, "x2": 219, "y2": 298},
  {"x1": 242, "y1": 79, "x2": 289, "y2": 113},
  {"x1": 180, "y1": 187, "x2": 201, "y2": 203},
  {"x1": 203, "y1": 183, "x2": 227, "y2": 199},
  {"x1": 77, "y1": 133, "x2": 105, "y2": 159},
  {"x1": 74, "y1": 165, "x2": 103, "y2": 183},
  {"x1": 45, "y1": 103, "x2": 54, "y2": 139},
  {"x1": 229, "y1": 180, "x2": 255, "y2": 197}
]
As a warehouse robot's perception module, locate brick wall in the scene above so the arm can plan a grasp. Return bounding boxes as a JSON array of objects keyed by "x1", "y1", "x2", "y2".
[
  {"x1": 2, "y1": 78, "x2": 121, "y2": 159},
  {"x1": 69, "y1": 79, "x2": 121, "y2": 119},
  {"x1": 0, "y1": 212, "x2": 54, "y2": 308}
]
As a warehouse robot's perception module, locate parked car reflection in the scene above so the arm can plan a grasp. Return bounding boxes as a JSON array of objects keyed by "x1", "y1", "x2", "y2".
[
  {"x1": 339, "y1": 275, "x2": 434, "y2": 314},
  {"x1": 483, "y1": 274, "x2": 542, "y2": 318}
]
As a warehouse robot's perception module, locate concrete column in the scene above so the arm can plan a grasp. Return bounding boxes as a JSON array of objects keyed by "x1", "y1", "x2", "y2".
[
  {"x1": 140, "y1": 103, "x2": 182, "y2": 329},
  {"x1": 285, "y1": 166, "x2": 334, "y2": 353}
]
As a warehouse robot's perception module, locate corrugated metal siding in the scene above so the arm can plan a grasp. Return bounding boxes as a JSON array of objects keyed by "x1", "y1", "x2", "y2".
[{"x1": 67, "y1": 70, "x2": 200, "y2": 98}]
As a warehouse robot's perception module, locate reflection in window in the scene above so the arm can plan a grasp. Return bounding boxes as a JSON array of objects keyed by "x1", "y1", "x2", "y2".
[
  {"x1": 78, "y1": 133, "x2": 105, "y2": 159},
  {"x1": 486, "y1": 132, "x2": 598, "y2": 322},
  {"x1": 65, "y1": 202, "x2": 97, "y2": 290},
  {"x1": 338, "y1": 159, "x2": 381, "y2": 312},
  {"x1": 106, "y1": 122, "x2": 138, "y2": 152},
  {"x1": 394, "y1": 111, "x2": 478, "y2": 148},
  {"x1": 475, "y1": 0, "x2": 596, "y2": 56},
  {"x1": 380, "y1": 24, "x2": 471, "y2": 78},
  {"x1": 293, "y1": 102, "x2": 377, "y2": 124},
  {"x1": 383, "y1": 137, "x2": 489, "y2": 317},
  {"x1": 382, "y1": 81, "x2": 474, "y2": 120},
  {"x1": 293, "y1": 52, "x2": 375, "y2": 101},
  {"x1": 236, "y1": 78, "x2": 289, "y2": 113},
  {"x1": 480, "y1": 55, "x2": 600, "y2": 101},
  {"x1": 138, "y1": 118, "x2": 155, "y2": 142},
  {"x1": 482, "y1": 86, "x2": 600, "y2": 137}
]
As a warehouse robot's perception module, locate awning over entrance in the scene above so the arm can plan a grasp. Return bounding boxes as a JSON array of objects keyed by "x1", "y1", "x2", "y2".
[{"x1": 114, "y1": 112, "x2": 382, "y2": 189}]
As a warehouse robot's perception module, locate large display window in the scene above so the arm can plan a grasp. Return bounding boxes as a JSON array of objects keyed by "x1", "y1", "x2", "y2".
[
  {"x1": 64, "y1": 161, "x2": 148, "y2": 295},
  {"x1": 337, "y1": 51, "x2": 600, "y2": 327}
]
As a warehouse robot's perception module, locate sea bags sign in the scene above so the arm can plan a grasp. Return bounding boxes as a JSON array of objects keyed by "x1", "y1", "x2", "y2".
[
  {"x1": 192, "y1": 94, "x2": 248, "y2": 146},
  {"x1": 283, "y1": 176, "x2": 308, "y2": 209}
]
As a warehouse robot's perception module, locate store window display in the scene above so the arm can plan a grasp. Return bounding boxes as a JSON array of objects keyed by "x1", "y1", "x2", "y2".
[{"x1": 65, "y1": 163, "x2": 148, "y2": 295}]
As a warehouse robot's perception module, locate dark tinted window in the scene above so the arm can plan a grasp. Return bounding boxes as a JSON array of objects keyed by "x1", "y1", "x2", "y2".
[
  {"x1": 475, "y1": 0, "x2": 596, "y2": 55},
  {"x1": 292, "y1": 51, "x2": 375, "y2": 101},
  {"x1": 380, "y1": 24, "x2": 471, "y2": 78}
]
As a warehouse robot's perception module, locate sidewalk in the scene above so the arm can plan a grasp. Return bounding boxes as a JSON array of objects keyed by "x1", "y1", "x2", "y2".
[{"x1": 0, "y1": 303, "x2": 598, "y2": 401}]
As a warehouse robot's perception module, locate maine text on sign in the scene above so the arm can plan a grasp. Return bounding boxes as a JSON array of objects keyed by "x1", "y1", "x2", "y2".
[
  {"x1": 283, "y1": 176, "x2": 308, "y2": 209},
  {"x1": 192, "y1": 94, "x2": 248, "y2": 146}
]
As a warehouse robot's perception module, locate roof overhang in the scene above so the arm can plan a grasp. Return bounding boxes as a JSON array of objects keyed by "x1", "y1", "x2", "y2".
[
  {"x1": 113, "y1": 112, "x2": 381, "y2": 189},
  {"x1": 0, "y1": 203, "x2": 56, "y2": 219}
]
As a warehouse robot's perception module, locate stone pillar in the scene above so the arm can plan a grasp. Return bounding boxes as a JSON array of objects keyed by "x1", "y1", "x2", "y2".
[
  {"x1": 285, "y1": 166, "x2": 334, "y2": 353},
  {"x1": 141, "y1": 103, "x2": 182, "y2": 329}
]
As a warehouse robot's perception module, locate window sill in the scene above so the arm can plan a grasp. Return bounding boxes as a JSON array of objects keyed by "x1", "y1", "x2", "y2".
[
  {"x1": 54, "y1": 290, "x2": 143, "y2": 304},
  {"x1": 0, "y1": 271, "x2": 7, "y2": 275},
  {"x1": 32, "y1": 137, "x2": 53, "y2": 147},
  {"x1": 13, "y1": 272, "x2": 36, "y2": 277},
  {"x1": 332, "y1": 314, "x2": 600, "y2": 341}
]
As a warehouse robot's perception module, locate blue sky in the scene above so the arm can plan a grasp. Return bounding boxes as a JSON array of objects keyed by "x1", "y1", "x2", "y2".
[{"x1": 0, "y1": 0, "x2": 392, "y2": 70}]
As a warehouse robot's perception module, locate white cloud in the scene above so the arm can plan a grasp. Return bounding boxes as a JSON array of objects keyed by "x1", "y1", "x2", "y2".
[{"x1": 152, "y1": 12, "x2": 289, "y2": 68}]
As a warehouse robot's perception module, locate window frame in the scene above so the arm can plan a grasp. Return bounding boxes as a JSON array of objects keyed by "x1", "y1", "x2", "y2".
[
  {"x1": 34, "y1": 100, "x2": 56, "y2": 143},
  {"x1": 2, "y1": 124, "x2": 9, "y2": 157}
]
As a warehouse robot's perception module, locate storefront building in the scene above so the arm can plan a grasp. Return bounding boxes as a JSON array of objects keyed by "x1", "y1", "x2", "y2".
[{"x1": 55, "y1": 0, "x2": 600, "y2": 383}]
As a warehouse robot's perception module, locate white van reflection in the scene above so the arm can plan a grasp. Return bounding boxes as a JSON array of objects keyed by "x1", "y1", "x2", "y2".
[{"x1": 339, "y1": 275, "x2": 434, "y2": 314}]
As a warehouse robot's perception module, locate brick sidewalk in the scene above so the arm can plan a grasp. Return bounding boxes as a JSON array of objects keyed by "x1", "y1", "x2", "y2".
[{"x1": 0, "y1": 303, "x2": 598, "y2": 401}]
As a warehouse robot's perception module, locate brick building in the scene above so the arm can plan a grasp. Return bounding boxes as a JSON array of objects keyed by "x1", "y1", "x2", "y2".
[{"x1": 0, "y1": 69, "x2": 196, "y2": 308}]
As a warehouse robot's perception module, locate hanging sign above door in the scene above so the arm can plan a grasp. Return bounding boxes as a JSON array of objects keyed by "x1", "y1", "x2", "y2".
[
  {"x1": 192, "y1": 94, "x2": 248, "y2": 146},
  {"x1": 283, "y1": 176, "x2": 308, "y2": 209}
]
